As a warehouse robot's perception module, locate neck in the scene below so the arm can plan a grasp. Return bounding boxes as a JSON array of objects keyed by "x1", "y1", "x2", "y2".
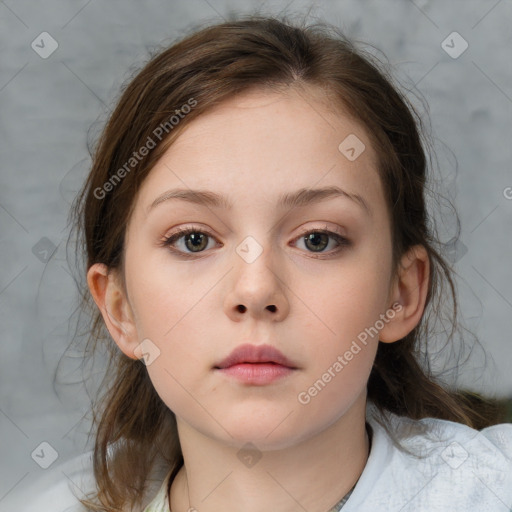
[{"x1": 170, "y1": 396, "x2": 370, "y2": 512}]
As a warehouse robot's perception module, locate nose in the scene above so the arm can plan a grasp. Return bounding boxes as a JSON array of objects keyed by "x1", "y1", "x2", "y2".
[{"x1": 223, "y1": 240, "x2": 290, "y2": 322}]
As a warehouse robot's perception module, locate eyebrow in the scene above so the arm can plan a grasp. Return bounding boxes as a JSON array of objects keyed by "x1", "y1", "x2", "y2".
[{"x1": 148, "y1": 185, "x2": 371, "y2": 216}]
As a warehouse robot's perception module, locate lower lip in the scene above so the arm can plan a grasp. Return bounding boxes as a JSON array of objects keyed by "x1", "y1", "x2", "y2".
[{"x1": 216, "y1": 363, "x2": 295, "y2": 385}]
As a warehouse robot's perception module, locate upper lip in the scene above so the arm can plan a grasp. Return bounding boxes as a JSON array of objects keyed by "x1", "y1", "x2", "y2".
[{"x1": 214, "y1": 343, "x2": 298, "y2": 369}]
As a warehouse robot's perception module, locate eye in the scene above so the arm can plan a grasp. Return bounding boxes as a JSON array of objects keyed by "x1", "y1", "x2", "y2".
[
  {"x1": 160, "y1": 225, "x2": 351, "y2": 259},
  {"x1": 292, "y1": 227, "x2": 351, "y2": 257},
  {"x1": 160, "y1": 227, "x2": 220, "y2": 257}
]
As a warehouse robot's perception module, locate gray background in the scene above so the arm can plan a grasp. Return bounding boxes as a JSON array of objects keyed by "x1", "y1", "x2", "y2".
[{"x1": 1, "y1": 0, "x2": 511, "y2": 507}]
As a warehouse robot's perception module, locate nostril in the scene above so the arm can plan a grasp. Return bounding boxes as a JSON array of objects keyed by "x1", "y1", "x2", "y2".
[
  {"x1": 267, "y1": 305, "x2": 277, "y2": 312},
  {"x1": 237, "y1": 305, "x2": 246, "y2": 313}
]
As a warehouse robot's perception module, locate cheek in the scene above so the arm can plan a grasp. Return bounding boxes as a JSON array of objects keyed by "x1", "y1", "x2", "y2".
[
  {"x1": 290, "y1": 273, "x2": 382, "y2": 432},
  {"x1": 295, "y1": 342, "x2": 377, "y2": 414},
  {"x1": 125, "y1": 263, "x2": 218, "y2": 407},
  {"x1": 126, "y1": 251, "x2": 214, "y2": 340},
  {"x1": 295, "y1": 259, "x2": 391, "y2": 346},
  {"x1": 290, "y1": 253, "x2": 390, "y2": 391}
]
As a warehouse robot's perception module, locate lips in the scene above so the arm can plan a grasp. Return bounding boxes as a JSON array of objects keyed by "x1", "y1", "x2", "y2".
[{"x1": 214, "y1": 343, "x2": 298, "y2": 369}]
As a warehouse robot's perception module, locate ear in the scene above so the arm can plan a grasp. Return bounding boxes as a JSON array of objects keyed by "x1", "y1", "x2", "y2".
[
  {"x1": 379, "y1": 244, "x2": 430, "y2": 343},
  {"x1": 86, "y1": 263, "x2": 139, "y2": 360}
]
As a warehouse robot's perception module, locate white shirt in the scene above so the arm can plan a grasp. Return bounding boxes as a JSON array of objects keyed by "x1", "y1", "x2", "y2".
[
  {"x1": 5, "y1": 403, "x2": 512, "y2": 511},
  {"x1": 344, "y1": 405, "x2": 512, "y2": 511}
]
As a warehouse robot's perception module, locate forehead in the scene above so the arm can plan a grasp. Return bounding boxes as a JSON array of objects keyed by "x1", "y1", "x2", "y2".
[
  {"x1": 169, "y1": 86, "x2": 377, "y2": 161},
  {"x1": 134, "y1": 86, "x2": 385, "y2": 217}
]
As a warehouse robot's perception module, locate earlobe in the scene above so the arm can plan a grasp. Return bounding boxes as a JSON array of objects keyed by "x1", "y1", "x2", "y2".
[
  {"x1": 86, "y1": 263, "x2": 139, "y2": 360},
  {"x1": 379, "y1": 245, "x2": 430, "y2": 343}
]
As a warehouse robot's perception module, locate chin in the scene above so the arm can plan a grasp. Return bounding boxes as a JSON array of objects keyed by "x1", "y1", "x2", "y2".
[{"x1": 211, "y1": 410, "x2": 309, "y2": 451}]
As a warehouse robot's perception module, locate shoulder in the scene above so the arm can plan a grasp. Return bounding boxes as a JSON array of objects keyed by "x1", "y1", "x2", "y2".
[
  {"x1": 345, "y1": 406, "x2": 512, "y2": 511},
  {"x1": 390, "y1": 411, "x2": 512, "y2": 457},
  {"x1": 394, "y1": 414, "x2": 512, "y2": 471}
]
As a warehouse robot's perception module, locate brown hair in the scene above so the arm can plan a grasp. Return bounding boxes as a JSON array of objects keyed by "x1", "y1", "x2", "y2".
[{"x1": 69, "y1": 13, "x2": 500, "y2": 512}]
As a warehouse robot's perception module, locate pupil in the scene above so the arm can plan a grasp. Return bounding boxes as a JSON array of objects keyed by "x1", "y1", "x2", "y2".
[
  {"x1": 186, "y1": 233, "x2": 206, "y2": 251},
  {"x1": 306, "y1": 233, "x2": 327, "y2": 252}
]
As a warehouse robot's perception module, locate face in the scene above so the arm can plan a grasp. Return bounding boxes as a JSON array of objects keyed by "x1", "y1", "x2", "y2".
[{"x1": 121, "y1": 87, "x2": 395, "y2": 449}]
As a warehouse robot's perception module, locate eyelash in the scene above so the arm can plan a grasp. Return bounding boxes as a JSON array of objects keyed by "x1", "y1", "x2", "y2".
[{"x1": 160, "y1": 225, "x2": 351, "y2": 260}]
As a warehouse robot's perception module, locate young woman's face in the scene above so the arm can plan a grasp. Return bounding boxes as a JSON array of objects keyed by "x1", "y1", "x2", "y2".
[{"x1": 123, "y1": 87, "x2": 395, "y2": 449}]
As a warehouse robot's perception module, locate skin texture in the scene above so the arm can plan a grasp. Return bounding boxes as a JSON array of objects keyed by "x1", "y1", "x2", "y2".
[{"x1": 88, "y1": 86, "x2": 429, "y2": 512}]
